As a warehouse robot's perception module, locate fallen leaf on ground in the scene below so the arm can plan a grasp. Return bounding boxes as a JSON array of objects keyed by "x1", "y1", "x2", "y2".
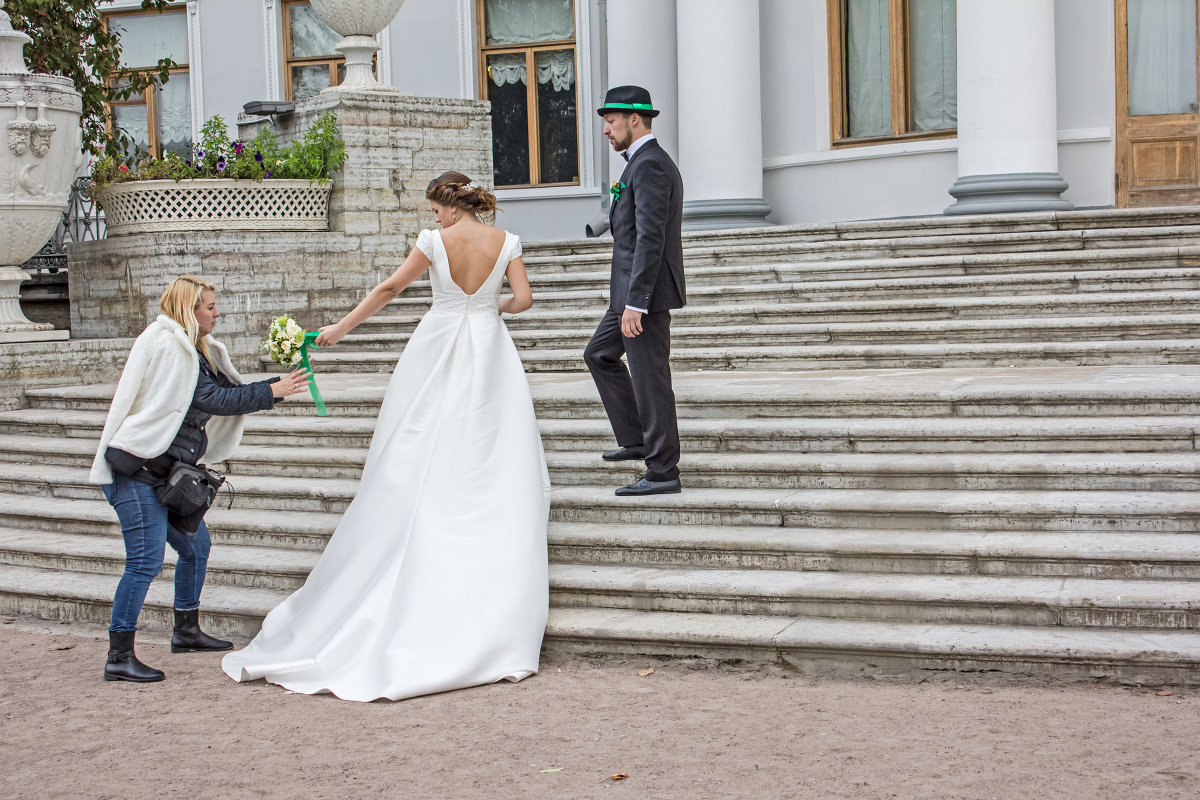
[
  {"x1": 637, "y1": 668, "x2": 654, "y2": 677},
  {"x1": 538, "y1": 768, "x2": 563, "y2": 774},
  {"x1": 1156, "y1": 690, "x2": 1174, "y2": 697},
  {"x1": 611, "y1": 773, "x2": 628, "y2": 781},
  {"x1": 51, "y1": 644, "x2": 75, "y2": 651}
]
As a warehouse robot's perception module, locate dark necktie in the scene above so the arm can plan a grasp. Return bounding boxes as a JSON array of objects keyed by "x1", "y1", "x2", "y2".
[{"x1": 621, "y1": 151, "x2": 630, "y2": 162}]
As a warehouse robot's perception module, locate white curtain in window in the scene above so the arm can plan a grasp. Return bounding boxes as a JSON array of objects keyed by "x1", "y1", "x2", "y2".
[
  {"x1": 536, "y1": 50, "x2": 575, "y2": 91},
  {"x1": 846, "y1": 0, "x2": 890, "y2": 138},
  {"x1": 113, "y1": 104, "x2": 150, "y2": 155},
  {"x1": 909, "y1": 0, "x2": 956, "y2": 131},
  {"x1": 1129, "y1": 0, "x2": 1198, "y2": 116},
  {"x1": 157, "y1": 74, "x2": 192, "y2": 155},
  {"x1": 489, "y1": 52, "x2": 527, "y2": 86},
  {"x1": 485, "y1": 0, "x2": 573, "y2": 46},
  {"x1": 111, "y1": 12, "x2": 189, "y2": 69},
  {"x1": 489, "y1": 51, "x2": 574, "y2": 89}
]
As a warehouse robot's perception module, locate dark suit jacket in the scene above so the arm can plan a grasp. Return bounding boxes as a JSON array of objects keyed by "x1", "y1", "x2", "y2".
[{"x1": 609, "y1": 138, "x2": 685, "y2": 313}]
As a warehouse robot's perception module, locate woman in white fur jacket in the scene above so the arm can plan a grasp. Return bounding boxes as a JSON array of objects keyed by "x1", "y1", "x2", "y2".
[{"x1": 91, "y1": 275, "x2": 311, "y2": 683}]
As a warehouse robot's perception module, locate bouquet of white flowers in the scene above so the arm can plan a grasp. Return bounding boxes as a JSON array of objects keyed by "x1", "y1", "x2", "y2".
[
  {"x1": 262, "y1": 315, "x2": 328, "y2": 416},
  {"x1": 264, "y1": 315, "x2": 306, "y2": 367}
]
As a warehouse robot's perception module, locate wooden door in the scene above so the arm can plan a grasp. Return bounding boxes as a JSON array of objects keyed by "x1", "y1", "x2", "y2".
[{"x1": 1116, "y1": 0, "x2": 1200, "y2": 207}]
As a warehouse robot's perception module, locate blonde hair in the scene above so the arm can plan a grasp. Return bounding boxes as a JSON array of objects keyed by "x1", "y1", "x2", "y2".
[{"x1": 160, "y1": 275, "x2": 217, "y2": 362}]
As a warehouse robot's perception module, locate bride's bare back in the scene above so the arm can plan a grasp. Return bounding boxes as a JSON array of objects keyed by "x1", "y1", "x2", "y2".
[{"x1": 438, "y1": 223, "x2": 510, "y2": 295}]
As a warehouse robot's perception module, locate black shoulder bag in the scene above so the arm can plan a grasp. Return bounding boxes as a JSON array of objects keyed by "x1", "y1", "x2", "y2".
[{"x1": 156, "y1": 462, "x2": 225, "y2": 535}]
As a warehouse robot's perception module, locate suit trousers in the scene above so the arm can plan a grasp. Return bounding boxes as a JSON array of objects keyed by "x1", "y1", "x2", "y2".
[{"x1": 584, "y1": 307, "x2": 680, "y2": 482}]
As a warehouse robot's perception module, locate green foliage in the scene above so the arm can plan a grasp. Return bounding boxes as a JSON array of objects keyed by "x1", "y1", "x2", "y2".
[
  {"x1": 90, "y1": 111, "x2": 347, "y2": 191},
  {"x1": 5, "y1": 0, "x2": 176, "y2": 160}
]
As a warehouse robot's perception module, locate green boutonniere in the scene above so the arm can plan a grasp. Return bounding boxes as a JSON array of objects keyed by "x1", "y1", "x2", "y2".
[{"x1": 610, "y1": 180, "x2": 626, "y2": 205}]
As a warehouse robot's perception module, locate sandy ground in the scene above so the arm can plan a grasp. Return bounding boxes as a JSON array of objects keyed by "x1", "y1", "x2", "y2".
[{"x1": 0, "y1": 619, "x2": 1197, "y2": 800}]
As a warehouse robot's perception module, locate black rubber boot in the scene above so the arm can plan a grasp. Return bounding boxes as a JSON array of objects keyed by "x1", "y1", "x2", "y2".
[
  {"x1": 170, "y1": 609, "x2": 232, "y2": 653},
  {"x1": 104, "y1": 630, "x2": 165, "y2": 682}
]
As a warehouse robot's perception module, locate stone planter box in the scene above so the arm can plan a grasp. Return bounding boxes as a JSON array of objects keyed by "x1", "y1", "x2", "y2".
[{"x1": 95, "y1": 178, "x2": 331, "y2": 236}]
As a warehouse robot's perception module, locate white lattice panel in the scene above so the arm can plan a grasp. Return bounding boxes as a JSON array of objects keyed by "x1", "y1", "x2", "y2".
[{"x1": 96, "y1": 179, "x2": 331, "y2": 236}]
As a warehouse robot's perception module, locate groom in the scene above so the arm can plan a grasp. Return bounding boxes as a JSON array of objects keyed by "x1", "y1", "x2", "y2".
[{"x1": 584, "y1": 85, "x2": 685, "y2": 496}]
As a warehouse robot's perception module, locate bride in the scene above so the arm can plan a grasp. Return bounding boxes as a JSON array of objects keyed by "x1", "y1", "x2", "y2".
[{"x1": 222, "y1": 172, "x2": 551, "y2": 702}]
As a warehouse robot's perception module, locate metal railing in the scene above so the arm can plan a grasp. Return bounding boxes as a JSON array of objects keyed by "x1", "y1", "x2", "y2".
[{"x1": 20, "y1": 177, "x2": 106, "y2": 274}]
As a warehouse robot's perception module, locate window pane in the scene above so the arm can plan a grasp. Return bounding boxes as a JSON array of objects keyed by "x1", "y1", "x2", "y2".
[
  {"x1": 487, "y1": 53, "x2": 530, "y2": 186},
  {"x1": 289, "y1": 2, "x2": 342, "y2": 58},
  {"x1": 485, "y1": 0, "x2": 574, "y2": 45},
  {"x1": 908, "y1": 0, "x2": 956, "y2": 131},
  {"x1": 536, "y1": 50, "x2": 578, "y2": 183},
  {"x1": 1129, "y1": 0, "x2": 1198, "y2": 115},
  {"x1": 113, "y1": 103, "x2": 150, "y2": 158},
  {"x1": 157, "y1": 74, "x2": 192, "y2": 158},
  {"x1": 110, "y1": 12, "x2": 189, "y2": 69},
  {"x1": 293, "y1": 64, "x2": 332, "y2": 101},
  {"x1": 845, "y1": 0, "x2": 890, "y2": 138}
]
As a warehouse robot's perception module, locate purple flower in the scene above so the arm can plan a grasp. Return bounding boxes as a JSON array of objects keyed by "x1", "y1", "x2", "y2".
[
  {"x1": 264, "y1": 170, "x2": 270, "y2": 179},
  {"x1": 195, "y1": 148, "x2": 205, "y2": 158},
  {"x1": 234, "y1": 142, "x2": 244, "y2": 156},
  {"x1": 216, "y1": 158, "x2": 226, "y2": 172},
  {"x1": 254, "y1": 151, "x2": 263, "y2": 162},
  {"x1": 184, "y1": 160, "x2": 191, "y2": 167}
]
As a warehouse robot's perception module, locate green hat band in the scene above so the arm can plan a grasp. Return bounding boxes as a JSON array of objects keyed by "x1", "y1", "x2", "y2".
[{"x1": 603, "y1": 102, "x2": 655, "y2": 110}]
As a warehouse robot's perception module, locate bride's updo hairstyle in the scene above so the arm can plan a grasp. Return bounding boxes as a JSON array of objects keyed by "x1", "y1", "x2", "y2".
[{"x1": 426, "y1": 171, "x2": 497, "y2": 217}]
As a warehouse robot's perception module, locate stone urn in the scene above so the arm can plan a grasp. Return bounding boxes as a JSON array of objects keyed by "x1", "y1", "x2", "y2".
[
  {"x1": 0, "y1": 0, "x2": 81, "y2": 342},
  {"x1": 308, "y1": 0, "x2": 406, "y2": 92}
]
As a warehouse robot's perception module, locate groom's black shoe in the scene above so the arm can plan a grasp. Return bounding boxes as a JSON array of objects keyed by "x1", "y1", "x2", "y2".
[
  {"x1": 602, "y1": 446, "x2": 646, "y2": 461},
  {"x1": 615, "y1": 477, "x2": 682, "y2": 496}
]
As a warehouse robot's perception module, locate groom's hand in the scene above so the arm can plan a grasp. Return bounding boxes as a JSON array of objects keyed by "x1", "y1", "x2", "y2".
[{"x1": 621, "y1": 308, "x2": 644, "y2": 338}]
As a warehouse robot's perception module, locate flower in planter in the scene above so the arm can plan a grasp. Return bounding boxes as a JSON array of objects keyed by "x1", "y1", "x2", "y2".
[{"x1": 89, "y1": 111, "x2": 347, "y2": 191}]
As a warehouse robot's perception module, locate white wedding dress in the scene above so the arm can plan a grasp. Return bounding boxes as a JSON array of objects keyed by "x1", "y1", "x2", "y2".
[{"x1": 222, "y1": 228, "x2": 551, "y2": 702}]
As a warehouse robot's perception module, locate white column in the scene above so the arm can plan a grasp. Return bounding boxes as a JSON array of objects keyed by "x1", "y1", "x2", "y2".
[
  {"x1": 945, "y1": 0, "x2": 1072, "y2": 214},
  {"x1": 606, "y1": 0, "x2": 679, "y2": 171},
  {"x1": 676, "y1": 0, "x2": 769, "y2": 229}
]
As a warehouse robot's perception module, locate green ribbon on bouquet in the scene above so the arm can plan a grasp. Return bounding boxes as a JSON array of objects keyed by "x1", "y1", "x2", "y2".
[{"x1": 300, "y1": 331, "x2": 328, "y2": 417}]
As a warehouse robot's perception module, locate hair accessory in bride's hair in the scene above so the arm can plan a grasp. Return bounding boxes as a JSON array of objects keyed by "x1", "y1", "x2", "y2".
[{"x1": 462, "y1": 181, "x2": 482, "y2": 192}]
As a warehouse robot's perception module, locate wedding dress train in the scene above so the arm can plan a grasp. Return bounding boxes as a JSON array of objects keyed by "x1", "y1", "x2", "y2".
[{"x1": 222, "y1": 229, "x2": 551, "y2": 701}]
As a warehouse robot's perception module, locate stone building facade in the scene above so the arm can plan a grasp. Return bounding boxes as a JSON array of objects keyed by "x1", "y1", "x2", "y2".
[{"x1": 95, "y1": 0, "x2": 1198, "y2": 240}]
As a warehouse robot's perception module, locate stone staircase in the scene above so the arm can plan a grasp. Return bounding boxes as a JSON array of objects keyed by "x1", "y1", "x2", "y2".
[{"x1": 1, "y1": 206, "x2": 1199, "y2": 683}]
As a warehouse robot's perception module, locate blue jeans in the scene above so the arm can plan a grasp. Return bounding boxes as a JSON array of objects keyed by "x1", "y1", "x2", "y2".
[{"x1": 102, "y1": 473, "x2": 212, "y2": 632}]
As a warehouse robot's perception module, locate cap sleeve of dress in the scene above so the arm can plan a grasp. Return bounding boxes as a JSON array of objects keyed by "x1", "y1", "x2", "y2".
[
  {"x1": 415, "y1": 229, "x2": 436, "y2": 260},
  {"x1": 509, "y1": 234, "x2": 523, "y2": 262}
]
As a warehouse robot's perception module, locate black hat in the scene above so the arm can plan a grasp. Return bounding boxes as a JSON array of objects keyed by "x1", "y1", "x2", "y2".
[{"x1": 597, "y1": 85, "x2": 660, "y2": 118}]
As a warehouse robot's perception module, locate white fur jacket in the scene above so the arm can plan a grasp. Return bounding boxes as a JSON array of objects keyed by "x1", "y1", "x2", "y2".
[{"x1": 89, "y1": 315, "x2": 250, "y2": 485}]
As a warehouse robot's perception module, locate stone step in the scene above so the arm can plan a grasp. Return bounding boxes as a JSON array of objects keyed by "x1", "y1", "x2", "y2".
[
  {"x1": 0, "y1": 528, "x2": 317, "y2": 592},
  {"x1": 5, "y1": 464, "x2": 1200, "y2": 531},
  {"x1": 10, "y1": 432, "x2": 1197, "y2": 490},
  {"x1": 518, "y1": 224, "x2": 1200, "y2": 273},
  {"x1": 382, "y1": 266, "x2": 1200, "y2": 312},
  {"x1": 362, "y1": 290, "x2": 1200, "y2": 334},
  {"x1": 333, "y1": 314, "x2": 1200, "y2": 353},
  {"x1": 3, "y1": 563, "x2": 1197, "y2": 682},
  {"x1": 548, "y1": 523, "x2": 1200, "y2": 579},
  {"x1": 309, "y1": 338, "x2": 1200, "y2": 373},
  {"x1": 0, "y1": 493, "x2": 336, "y2": 551},
  {"x1": 542, "y1": 607, "x2": 1200, "y2": 684},
  {"x1": 517, "y1": 246, "x2": 1200, "y2": 289},
  {"x1": 522, "y1": 208, "x2": 1200, "y2": 260},
  {"x1": 3, "y1": 409, "x2": 1192, "y2": 455},
  {"x1": 548, "y1": 563, "x2": 1200, "y2": 628},
  {"x1": 25, "y1": 367, "x2": 1200, "y2": 419},
  {"x1": 11, "y1": 494, "x2": 1196, "y2": 580},
  {"x1": 2, "y1": 529, "x2": 1194, "y2": 628}
]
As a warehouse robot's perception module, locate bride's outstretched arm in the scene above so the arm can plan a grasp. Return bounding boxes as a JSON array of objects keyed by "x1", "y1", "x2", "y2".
[
  {"x1": 315, "y1": 247, "x2": 432, "y2": 346},
  {"x1": 498, "y1": 257, "x2": 533, "y2": 316}
]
